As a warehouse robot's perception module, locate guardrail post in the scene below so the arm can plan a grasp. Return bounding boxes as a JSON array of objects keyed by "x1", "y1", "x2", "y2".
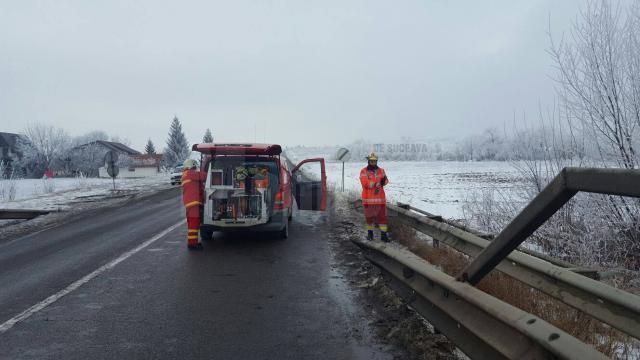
[
  {"x1": 459, "y1": 170, "x2": 576, "y2": 285},
  {"x1": 459, "y1": 167, "x2": 640, "y2": 286}
]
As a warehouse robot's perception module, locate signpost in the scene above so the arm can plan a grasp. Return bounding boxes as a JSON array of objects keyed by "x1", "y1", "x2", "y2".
[
  {"x1": 104, "y1": 150, "x2": 119, "y2": 190},
  {"x1": 335, "y1": 148, "x2": 351, "y2": 192}
]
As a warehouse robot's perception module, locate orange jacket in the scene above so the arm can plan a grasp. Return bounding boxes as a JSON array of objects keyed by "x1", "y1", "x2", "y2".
[
  {"x1": 360, "y1": 166, "x2": 389, "y2": 205},
  {"x1": 181, "y1": 169, "x2": 207, "y2": 209}
]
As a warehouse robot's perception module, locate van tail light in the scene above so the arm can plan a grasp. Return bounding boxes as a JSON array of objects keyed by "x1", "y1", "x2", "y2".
[{"x1": 274, "y1": 191, "x2": 285, "y2": 210}]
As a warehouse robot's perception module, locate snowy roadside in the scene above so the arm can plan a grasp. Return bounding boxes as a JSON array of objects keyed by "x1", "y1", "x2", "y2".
[
  {"x1": 0, "y1": 175, "x2": 173, "y2": 211},
  {"x1": 327, "y1": 191, "x2": 459, "y2": 359},
  {"x1": 0, "y1": 174, "x2": 176, "y2": 242}
]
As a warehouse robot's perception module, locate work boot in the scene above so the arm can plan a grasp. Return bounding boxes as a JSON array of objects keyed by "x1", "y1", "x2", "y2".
[
  {"x1": 188, "y1": 243, "x2": 204, "y2": 251},
  {"x1": 366, "y1": 230, "x2": 374, "y2": 241},
  {"x1": 381, "y1": 231, "x2": 390, "y2": 243}
]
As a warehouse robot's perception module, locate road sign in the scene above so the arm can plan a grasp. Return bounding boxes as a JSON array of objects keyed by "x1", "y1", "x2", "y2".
[
  {"x1": 335, "y1": 148, "x2": 351, "y2": 162},
  {"x1": 104, "y1": 150, "x2": 119, "y2": 190},
  {"x1": 335, "y1": 148, "x2": 351, "y2": 192},
  {"x1": 104, "y1": 150, "x2": 119, "y2": 164},
  {"x1": 107, "y1": 163, "x2": 119, "y2": 178}
]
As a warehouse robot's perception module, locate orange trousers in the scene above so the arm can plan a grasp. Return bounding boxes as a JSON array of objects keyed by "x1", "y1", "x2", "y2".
[
  {"x1": 186, "y1": 207, "x2": 201, "y2": 247},
  {"x1": 363, "y1": 204, "x2": 388, "y2": 232}
]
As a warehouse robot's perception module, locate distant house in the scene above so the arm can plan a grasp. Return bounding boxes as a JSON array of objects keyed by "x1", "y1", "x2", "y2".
[
  {"x1": 100, "y1": 154, "x2": 164, "y2": 178},
  {"x1": 70, "y1": 140, "x2": 141, "y2": 177},
  {"x1": 74, "y1": 140, "x2": 140, "y2": 157},
  {"x1": 0, "y1": 132, "x2": 21, "y2": 164}
]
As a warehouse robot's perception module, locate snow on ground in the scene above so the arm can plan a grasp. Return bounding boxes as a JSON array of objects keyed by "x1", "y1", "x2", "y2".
[
  {"x1": 286, "y1": 150, "x2": 526, "y2": 219},
  {"x1": 327, "y1": 161, "x2": 525, "y2": 219},
  {"x1": 0, "y1": 174, "x2": 174, "y2": 211}
]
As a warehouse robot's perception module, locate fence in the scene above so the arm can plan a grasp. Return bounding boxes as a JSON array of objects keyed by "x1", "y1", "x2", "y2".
[{"x1": 354, "y1": 167, "x2": 640, "y2": 359}]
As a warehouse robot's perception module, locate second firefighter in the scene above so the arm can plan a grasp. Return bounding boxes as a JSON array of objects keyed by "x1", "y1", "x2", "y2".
[{"x1": 359, "y1": 152, "x2": 390, "y2": 242}]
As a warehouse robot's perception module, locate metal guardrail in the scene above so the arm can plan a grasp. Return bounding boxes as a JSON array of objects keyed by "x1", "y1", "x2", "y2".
[
  {"x1": 460, "y1": 168, "x2": 640, "y2": 285},
  {"x1": 388, "y1": 203, "x2": 640, "y2": 339},
  {"x1": 353, "y1": 167, "x2": 640, "y2": 359},
  {"x1": 394, "y1": 202, "x2": 587, "y2": 271},
  {"x1": 354, "y1": 240, "x2": 608, "y2": 359}
]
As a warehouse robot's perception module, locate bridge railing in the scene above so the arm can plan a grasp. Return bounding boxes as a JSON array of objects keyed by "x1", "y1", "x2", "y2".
[{"x1": 353, "y1": 167, "x2": 640, "y2": 359}]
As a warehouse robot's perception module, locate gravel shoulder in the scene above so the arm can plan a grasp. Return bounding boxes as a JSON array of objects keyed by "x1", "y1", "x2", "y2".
[{"x1": 327, "y1": 191, "x2": 458, "y2": 360}]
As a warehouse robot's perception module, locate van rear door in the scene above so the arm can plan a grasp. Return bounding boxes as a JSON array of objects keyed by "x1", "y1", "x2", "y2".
[{"x1": 291, "y1": 158, "x2": 327, "y2": 211}]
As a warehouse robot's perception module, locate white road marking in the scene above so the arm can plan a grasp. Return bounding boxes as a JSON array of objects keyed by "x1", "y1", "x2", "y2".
[{"x1": 0, "y1": 220, "x2": 185, "y2": 334}]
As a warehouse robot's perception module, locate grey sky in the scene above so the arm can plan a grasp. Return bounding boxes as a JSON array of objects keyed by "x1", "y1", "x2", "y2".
[{"x1": 1, "y1": 0, "x2": 584, "y2": 150}]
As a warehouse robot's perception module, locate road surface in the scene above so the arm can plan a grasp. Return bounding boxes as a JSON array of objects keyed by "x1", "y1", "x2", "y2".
[{"x1": 0, "y1": 188, "x2": 397, "y2": 359}]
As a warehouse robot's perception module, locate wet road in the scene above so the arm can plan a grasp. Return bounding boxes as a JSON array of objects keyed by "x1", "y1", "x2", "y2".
[{"x1": 0, "y1": 188, "x2": 393, "y2": 359}]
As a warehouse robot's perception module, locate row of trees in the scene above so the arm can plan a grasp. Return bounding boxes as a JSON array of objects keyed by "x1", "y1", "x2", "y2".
[
  {"x1": 7, "y1": 116, "x2": 216, "y2": 178},
  {"x1": 344, "y1": 127, "x2": 563, "y2": 162}
]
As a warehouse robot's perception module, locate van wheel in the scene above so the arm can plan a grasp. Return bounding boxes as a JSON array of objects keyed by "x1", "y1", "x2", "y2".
[
  {"x1": 279, "y1": 220, "x2": 289, "y2": 239},
  {"x1": 200, "y1": 228, "x2": 213, "y2": 241}
]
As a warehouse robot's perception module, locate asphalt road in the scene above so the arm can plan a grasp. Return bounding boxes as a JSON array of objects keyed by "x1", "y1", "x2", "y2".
[{"x1": 0, "y1": 188, "x2": 395, "y2": 359}]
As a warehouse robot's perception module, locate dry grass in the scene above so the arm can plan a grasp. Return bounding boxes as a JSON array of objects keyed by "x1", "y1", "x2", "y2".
[{"x1": 388, "y1": 216, "x2": 633, "y2": 358}]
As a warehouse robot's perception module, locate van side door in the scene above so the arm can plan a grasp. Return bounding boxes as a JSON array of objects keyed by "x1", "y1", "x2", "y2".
[{"x1": 291, "y1": 158, "x2": 327, "y2": 211}]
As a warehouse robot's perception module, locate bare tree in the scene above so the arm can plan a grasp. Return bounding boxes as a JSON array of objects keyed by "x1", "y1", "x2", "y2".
[
  {"x1": 66, "y1": 143, "x2": 109, "y2": 177},
  {"x1": 549, "y1": 0, "x2": 640, "y2": 169},
  {"x1": 548, "y1": 0, "x2": 640, "y2": 269},
  {"x1": 17, "y1": 123, "x2": 71, "y2": 177},
  {"x1": 467, "y1": 1, "x2": 640, "y2": 278}
]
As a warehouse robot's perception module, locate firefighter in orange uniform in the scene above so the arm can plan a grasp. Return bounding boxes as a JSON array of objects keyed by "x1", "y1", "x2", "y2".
[
  {"x1": 359, "y1": 153, "x2": 390, "y2": 242},
  {"x1": 181, "y1": 159, "x2": 207, "y2": 250}
]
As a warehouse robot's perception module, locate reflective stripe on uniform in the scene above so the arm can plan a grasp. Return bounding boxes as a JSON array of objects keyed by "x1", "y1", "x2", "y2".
[
  {"x1": 379, "y1": 224, "x2": 388, "y2": 232},
  {"x1": 363, "y1": 198, "x2": 386, "y2": 205},
  {"x1": 185, "y1": 201, "x2": 202, "y2": 208},
  {"x1": 366, "y1": 224, "x2": 375, "y2": 231},
  {"x1": 181, "y1": 179, "x2": 192, "y2": 186},
  {"x1": 188, "y1": 230, "x2": 199, "y2": 234},
  {"x1": 188, "y1": 236, "x2": 199, "y2": 240}
]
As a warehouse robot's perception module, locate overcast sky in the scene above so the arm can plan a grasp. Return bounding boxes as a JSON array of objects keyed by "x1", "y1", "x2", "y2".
[{"x1": 1, "y1": 0, "x2": 585, "y2": 150}]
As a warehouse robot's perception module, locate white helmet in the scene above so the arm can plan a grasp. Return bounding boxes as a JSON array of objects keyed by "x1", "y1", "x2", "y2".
[{"x1": 183, "y1": 159, "x2": 197, "y2": 169}]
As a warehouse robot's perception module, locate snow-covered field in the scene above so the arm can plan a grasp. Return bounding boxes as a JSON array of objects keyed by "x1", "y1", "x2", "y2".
[
  {"x1": 0, "y1": 174, "x2": 173, "y2": 210},
  {"x1": 2, "y1": 158, "x2": 526, "y2": 219},
  {"x1": 297, "y1": 158, "x2": 526, "y2": 219}
]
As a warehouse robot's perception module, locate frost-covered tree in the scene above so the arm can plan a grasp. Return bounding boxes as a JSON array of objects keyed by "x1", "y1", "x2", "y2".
[
  {"x1": 549, "y1": 0, "x2": 640, "y2": 269},
  {"x1": 145, "y1": 139, "x2": 156, "y2": 154},
  {"x1": 66, "y1": 142, "x2": 108, "y2": 177},
  {"x1": 164, "y1": 116, "x2": 190, "y2": 166},
  {"x1": 203, "y1": 128, "x2": 214, "y2": 143},
  {"x1": 16, "y1": 123, "x2": 71, "y2": 178},
  {"x1": 468, "y1": 1, "x2": 640, "y2": 278},
  {"x1": 550, "y1": 0, "x2": 640, "y2": 169},
  {"x1": 63, "y1": 130, "x2": 118, "y2": 176}
]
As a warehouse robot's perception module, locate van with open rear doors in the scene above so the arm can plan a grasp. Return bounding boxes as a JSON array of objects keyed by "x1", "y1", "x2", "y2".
[{"x1": 192, "y1": 143, "x2": 327, "y2": 239}]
